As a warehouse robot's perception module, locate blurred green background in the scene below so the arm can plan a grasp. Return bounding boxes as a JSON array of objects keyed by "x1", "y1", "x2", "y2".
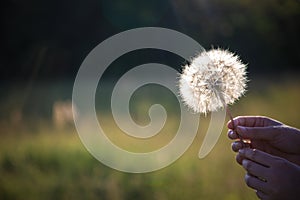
[{"x1": 1, "y1": 0, "x2": 300, "y2": 199}]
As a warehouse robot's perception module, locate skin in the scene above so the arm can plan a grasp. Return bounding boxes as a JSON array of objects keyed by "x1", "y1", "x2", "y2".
[{"x1": 227, "y1": 116, "x2": 300, "y2": 200}]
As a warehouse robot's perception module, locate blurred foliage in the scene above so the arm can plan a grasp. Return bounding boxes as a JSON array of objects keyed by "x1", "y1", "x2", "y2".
[
  {"x1": 172, "y1": 0, "x2": 300, "y2": 73},
  {"x1": 1, "y1": 79, "x2": 300, "y2": 200}
]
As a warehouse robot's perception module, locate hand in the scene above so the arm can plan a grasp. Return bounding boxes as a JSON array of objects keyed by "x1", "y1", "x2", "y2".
[
  {"x1": 227, "y1": 116, "x2": 300, "y2": 166},
  {"x1": 239, "y1": 148, "x2": 300, "y2": 200}
]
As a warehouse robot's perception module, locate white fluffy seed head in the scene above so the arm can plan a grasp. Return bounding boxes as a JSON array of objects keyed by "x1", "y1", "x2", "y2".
[{"x1": 179, "y1": 48, "x2": 247, "y2": 114}]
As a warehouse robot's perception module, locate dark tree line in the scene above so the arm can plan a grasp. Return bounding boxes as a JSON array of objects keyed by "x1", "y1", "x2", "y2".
[{"x1": 1, "y1": 0, "x2": 299, "y2": 82}]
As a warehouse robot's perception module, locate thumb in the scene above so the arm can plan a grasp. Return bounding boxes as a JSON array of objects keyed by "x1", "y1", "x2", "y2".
[{"x1": 236, "y1": 125, "x2": 283, "y2": 140}]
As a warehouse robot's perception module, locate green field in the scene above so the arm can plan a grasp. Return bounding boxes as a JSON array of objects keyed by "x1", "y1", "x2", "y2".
[{"x1": 1, "y1": 78, "x2": 299, "y2": 200}]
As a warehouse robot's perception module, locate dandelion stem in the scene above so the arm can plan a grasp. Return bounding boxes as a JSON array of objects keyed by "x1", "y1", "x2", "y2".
[
  {"x1": 225, "y1": 106, "x2": 234, "y2": 129},
  {"x1": 225, "y1": 105, "x2": 243, "y2": 142}
]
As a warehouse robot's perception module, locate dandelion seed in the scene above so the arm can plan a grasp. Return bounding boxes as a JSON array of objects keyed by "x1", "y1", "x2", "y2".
[{"x1": 179, "y1": 48, "x2": 247, "y2": 115}]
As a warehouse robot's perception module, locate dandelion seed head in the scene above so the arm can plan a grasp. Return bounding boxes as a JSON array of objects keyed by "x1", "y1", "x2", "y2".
[{"x1": 179, "y1": 48, "x2": 247, "y2": 114}]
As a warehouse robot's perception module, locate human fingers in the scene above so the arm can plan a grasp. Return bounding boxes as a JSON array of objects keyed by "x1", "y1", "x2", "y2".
[
  {"x1": 242, "y1": 159, "x2": 269, "y2": 181},
  {"x1": 228, "y1": 130, "x2": 238, "y2": 139},
  {"x1": 227, "y1": 116, "x2": 282, "y2": 129},
  {"x1": 232, "y1": 141, "x2": 243, "y2": 152},
  {"x1": 238, "y1": 148, "x2": 277, "y2": 167},
  {"x1": 236, "y1": 125, "x2": 283, "y2": 141},
  {"x1": 236, "y1": 153, "x2": 243, "y2": 165},
  {"x1": 228, "y1": 130, "x2": 251, "y2": 146},
  {"x1": 256, "y1": 190, "x2": 268, "y2": 200},
  {"x1": 244, "y1": 173, "x2": 269, "y2": 194}
]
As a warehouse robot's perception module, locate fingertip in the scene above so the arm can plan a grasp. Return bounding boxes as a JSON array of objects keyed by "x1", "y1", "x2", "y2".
[
  {"x1": 231, "y1": 116, "x2": 243, "y2": 127},
  {"x1": 227, "y1": 117, "x2": 240, "y2": 129},
  {"x1": 236, "y1": 154, "x2": 243, "y2": 165},
  {"x1": 232, "y1": 141, "x2": 243, "y2": 152},
  {"x1": 227, "y1": 120, "x2": 233, "y2": 129},
  {"x1": 228, "y1": 130, "x2": 238, "y2": 139}
]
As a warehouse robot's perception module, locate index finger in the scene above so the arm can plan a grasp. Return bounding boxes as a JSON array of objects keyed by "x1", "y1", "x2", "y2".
[{"x1": 227, "y1": 116, "x2": 282, "y2": 129}]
